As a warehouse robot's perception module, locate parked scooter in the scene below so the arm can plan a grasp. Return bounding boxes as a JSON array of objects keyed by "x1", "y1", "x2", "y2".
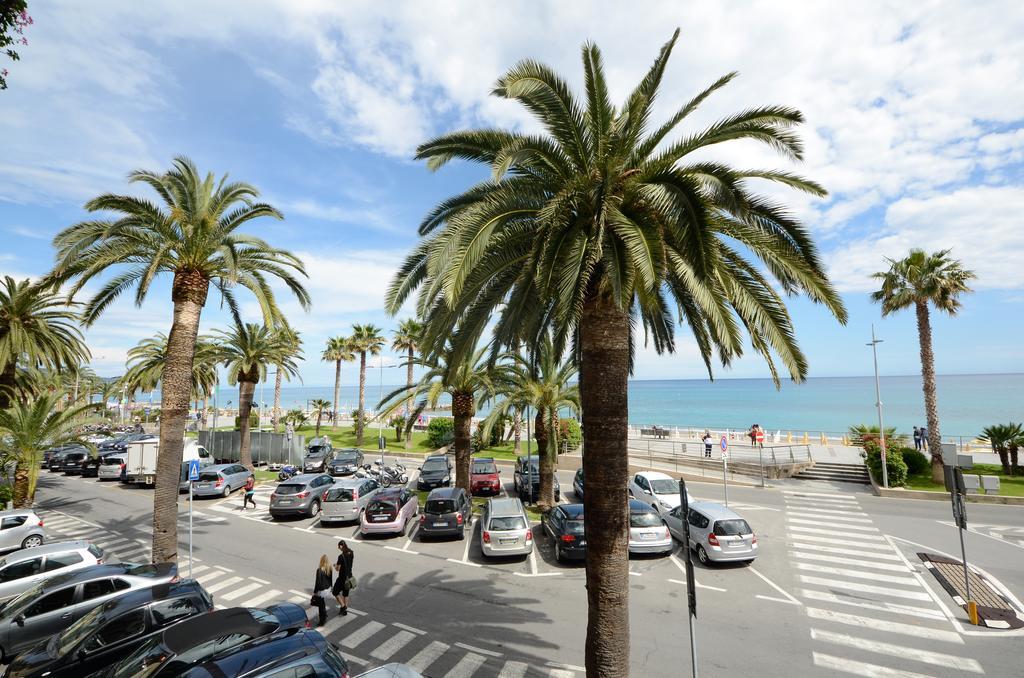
[{"x1": 277, "y1": 464, "x2": 298, "y2": 481}]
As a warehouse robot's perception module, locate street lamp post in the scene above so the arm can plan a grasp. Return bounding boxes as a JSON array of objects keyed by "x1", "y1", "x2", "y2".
[{"x1": 867, "y1": 325, "x2": 888, "y2": 489}]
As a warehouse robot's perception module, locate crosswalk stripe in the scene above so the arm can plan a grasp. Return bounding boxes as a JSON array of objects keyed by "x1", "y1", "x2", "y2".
[
  {"x1": 794, "y1": 562, "x2": 920, "y2": 586},
  {"x1": 788, "y1": 511, "x2": 872, "y2": 523},
  {"x1": 497, "y1": 661, "x2": 528, "y2": 678},
  {"x1": 240, "y1": 589, "x2": 284, "y2": 608},
  {"x1": 790, "y1": 542, "x2": 901, "y2": 561},
  {"x1": 792, "y1": 552, "x2": 912, "y2": 573},
  {"x1": 218, "y1": 582, "x2": 264, "y2": 601},
  {"x1": 786, "y1": 500, "x2": 862, "y2": 511},
  {"x1": 810, "y1": 629, "x2": 983, "y2": 673},
  {"x1": 203, "y1": 576, "x2": 244, "y2": 594},
  {"x1": 813, "y1": 652, "x2": 937, "y2": 678},
  {"x1": 788, "y1": 526, "x2": 887, "y2": 543},
  {"x1": 799, "y1": 576, "x2": 933, "y2": 602},
  {"x1": 341, "y1": 620, "x2": 386, "y2": 648},
  {"x1": 788, "y1": 518, "x2": 879, "y2": 532},
  {"x1": 42, "y1": 517, "x2": 75, "y2": 528},
  {"x1": 799, "y1": 589, "x2": 944, "y2": 621},
  {"x1": 407, "y1": 641, "x2": 450, "y2": 673},
  {"x1": 369, "y1": 630, "x2": 415, "y2": 660},
  {"x1": 785, "y1": 495, "x2": 860, "y2": 505},
  {"x1": 783, "y1": 490, "x2": 856, "y2": 499},
  {"x1": 547, "y1": 670, "x2": 575, "y2": 678},
  {"x1": 806, "y1": 607, "x2": 962, "y2": 643},
  {"x1": 94, "y1": 537, "x2": 132, "y2": 549},
  {"x1": 444, "y1": 652, "x2": 488, "y2": 678},
  {"x1": 787, "y1": 505, "x2": 869, "y2": 516},
  {"x1": 188, "y1": 565, "x2": 211, "y2": 576},
  {"x1": 196, "y1": 570, "x2": 228, "y2": 584}
]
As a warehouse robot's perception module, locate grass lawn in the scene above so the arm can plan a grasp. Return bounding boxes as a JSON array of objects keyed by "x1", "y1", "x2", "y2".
[
  {"x1": 292, "y1": 426, "x2": 436, "y2": 455},
  {"x1": 904, "y1": 463, "x2": 1024, "y2": 497}
]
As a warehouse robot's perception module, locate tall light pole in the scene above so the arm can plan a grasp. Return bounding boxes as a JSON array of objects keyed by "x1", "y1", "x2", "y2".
[{"x1": 867, "y1": 325, "x2": 888, "y2": 489}]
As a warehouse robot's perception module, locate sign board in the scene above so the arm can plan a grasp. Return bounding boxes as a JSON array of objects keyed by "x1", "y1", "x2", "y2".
[
  {"x1": 941, "y1": 442, "x2": 958, "y2": 465},
  {"x1": 187, "y1": 459, "x2": 201, "y2": 482},
  {"x1": 378, "y1": 436, "x2": 387, "y2": 451},
  {"x1": 755, "y1": 430, "x2": 764, "y2": 443},
  {"x1": 720, "y1": 436, "x2": 728, "y2": 452}
]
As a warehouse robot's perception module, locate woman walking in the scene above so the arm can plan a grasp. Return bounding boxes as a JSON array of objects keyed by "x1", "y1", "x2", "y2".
[
  {"x1": 312, "y1": 554, "x2": 333, "y2": 626},
  {"x1": 242, "y1": 474, "x2": 256, "y2": 509},
  {"x1": 333, "y1": 540, "x2": 355, "y2": 615}
]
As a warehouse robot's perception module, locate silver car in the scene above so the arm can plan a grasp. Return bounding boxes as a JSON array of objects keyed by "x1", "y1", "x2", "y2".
[
  {"x1": 665, "y1": 501, "x2": 757, "y2": 565},
  {"x1": 192, "y1": 464, "x2": 252, "y2": 498},
  {"x1": 481, "y1": 497, "x2": 533, "y2": 557},
  {"x1": 0, "y1": 511, "x2": 45, "y2": 553},
  {"x1": 270, "y1": 474, "x2": 335, "y2": 519},
  {"x1": 97, "y1": 453, "x2": 127, "y2": 480},
  {"x1": 627, "y1": 499, "x2": 673, "y2": 556},
  {"x1": 0, "y1": 540, "x2": 104, "y2": 603},
  {"x1": 321, "y1": 477, "x2": 381, "y2": 524}
]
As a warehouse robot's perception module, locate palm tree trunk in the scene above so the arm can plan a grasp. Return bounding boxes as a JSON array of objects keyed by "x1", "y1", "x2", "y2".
[
  {"x1": 451, "y1": 391, "x2": 474, "y2": 493},
  {"x1": 405, "y1": 347, "x2": 414, "y2": 449},
  {"x1": 332, "y1": 360, "x2": 341, "y2": 429},
  {"x1": 356, "y1": 352, "x2": 367, "y2": 446},
  {"x1": 537, "y1": 409, "x2": 556, "y2": 509},
  {"x1": 272, "y1": 368, "x2": 283, "y2": 432},
  {"x1": 315, "y1": 410, "x2": 323, "y2": 437},
  {"x1": 916, "y1": 301, "x2": 944, "y2": 482},
  {"x1": 996, "y1": 446, "x2": 1010, "y2": 475},
  {"x1": 12, "y1": 461, "x2": 30, "y2": 508},
  {"x1": 1009, "y1": 443, "x2": 1020, "y2": 476},
  {"x1": 579, "y1": 295, "x2": 631, "y2": 678},
  {"x1": 153, "y1": 279, "x2": 207, "y2": 565},
  {"x1": 237, "y1": 380, "x2": 257, "y2": 470},
  {"x1": 200, "y1": 397, "x2": 207, "y2": 431},
  {"x1": 513, "y1": 408, "x2": 522, "y2": 454}
]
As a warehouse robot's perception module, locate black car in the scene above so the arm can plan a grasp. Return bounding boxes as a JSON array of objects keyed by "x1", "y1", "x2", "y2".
[
  {"x1": 179, "y1": 627, "x2": 349, "y2": 678},
  {"x1": 5, "y1": 580, "x2": 213, "y2": 678},
  {"x1": 61, "y1": 451, "x2": 89, "y2": 475},
  {"x1": 327, "y1": 448, "x2": 364, "y2": 476},
  {"x1": 302, "y1": 438, "x2": 334, "y2": 473},
  {"x1": 418, "y1": 487, "x2": 472, "y2": 540},
  {"x1": 513, "y1": 456, "x2": 561, "y2": 502},
  {"x1": 40, "y1": 446, "x2": 75, "y2": 469},
  {"x1": 47, "y1": 447, "x2": 82, "y2": 472},
  {"x1": 542, "y1": 503, "x2": 586, "y2": 562},
  {"x1": 99, "y1": 604, "x2": 309, "y2": 677},
  {"x1": 573, "y1": 467, "x2": 584, "y2": 500},
  {"x1": 80, "y1": 451, "x2": 120, "y2": 478},
  {"x1": 416, "y1": 454, "x2": 452, "y2": 490},
  {"x1": 97, "y1": 433, "x2": 155, "y2": 453}
]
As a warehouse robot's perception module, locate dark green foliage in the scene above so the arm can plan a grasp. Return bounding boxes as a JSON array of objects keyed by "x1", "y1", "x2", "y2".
[
  {"x1": 349, "y1": 409, "x2": 367, "y2": 435},
  {"x1": 472, "y1": 418, "x2": 506, "y2": 451},
  {"x1": 427, "y1": 417, "x2": 455, "y2": 448},
  {"x1": 848, "y1": 424, "x2": 903, "y2": 446},
  {"x1": 901, "y1": 447, "x2": 930, "y2": 475},
  {"x1": 560, "y1": 418, "x2": 582, "y2": 453},
  {"x1": 863, "y1": 439, "x2": 907, "y2": 487},
  {"x1": 0, "y1": 483, "x2": 12, "y2": 507},
  {"x1": 234, "y1": 412, "x2": 258, "y2": 429}
]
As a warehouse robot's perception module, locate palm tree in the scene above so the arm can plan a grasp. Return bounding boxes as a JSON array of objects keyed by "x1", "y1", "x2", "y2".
[
  {"x1": 0, "y1": 276, "x2": 89, "y2": 408},
  {"x1": 271, "y1": 324, "x2": 302, "y2": 432},
  {"x1": 322, "y1": 336, "x2": 354, "y2": 430},
  {"x1": 872, "y1": 249, "x2": 975, "y2": 481},
  {"x1": 349, "y1": 324, "x2": 385, "y2": 446},
  {"x1": 385, "y1": 32, "x2": 845, "y2": 674},
  {"x1": 391, "y1": 318, "x2": 422, "y2": 449},
  {"x1": 483, "y1": 335, "x2": 579, "y2": 507},
  {"x1": 0, "y1": 394, "x2": 100, "y2": 507},
  {"x1": 979, "y1": 423, "x2": 1023, "y2": 476},
  {"x1": 216, "y1": 322, "x2": 297, "y2": 470},
  {"x1": 122, "y1": 333, "x2": 219, "y2": 402},
  {"x1": 282, "y1": 408, "x2": 307, "y2": 428},
  {"x1": 48, "y1": 156, "x2": 310, "y2": 564},
  {"x1": 309, "y1": 399, "x2": 332, "y2": 437}
]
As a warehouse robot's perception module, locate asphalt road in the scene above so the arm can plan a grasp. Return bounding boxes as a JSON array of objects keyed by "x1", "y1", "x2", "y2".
[{"x1": 30, "y1": 463, "x2": 1024, "y2": 677}]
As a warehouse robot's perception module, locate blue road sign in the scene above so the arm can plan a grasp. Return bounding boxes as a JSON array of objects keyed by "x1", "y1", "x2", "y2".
[
  {"x1": 187, "y1": 459, "x2": 201, "y2": 482},
  {"x1": 720, "y1": 436, "x2": 729, "y2": 452}
]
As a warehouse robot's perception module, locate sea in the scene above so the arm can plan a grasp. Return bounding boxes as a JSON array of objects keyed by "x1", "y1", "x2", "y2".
[{"x1": 152, "y1": 373, "x2": 1022, "y2": 439}]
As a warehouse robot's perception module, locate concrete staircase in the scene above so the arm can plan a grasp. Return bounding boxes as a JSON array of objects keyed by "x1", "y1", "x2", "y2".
[{"x1": 793, "y1": 462, "x2": 870, "y2": 485}]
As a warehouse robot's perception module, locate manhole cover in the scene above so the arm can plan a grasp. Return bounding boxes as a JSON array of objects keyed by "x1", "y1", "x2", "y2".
[{"x1": 918, "y1": 552, "x2": 1024, "y2": 629}]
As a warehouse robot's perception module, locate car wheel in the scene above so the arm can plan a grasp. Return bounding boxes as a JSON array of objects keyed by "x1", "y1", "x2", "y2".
[
  {"x1": 21, "y1": 535, "x2": 43, "y2": 549},
  {"x1": 221, "y1": 484, "x2": 231, "y2": 498},
  {"x1": 309, "y1": 500, "x2": 321, "y2": 518},
  {"x1": 696, "y1": 546, "x2": 710, "y2": 565},
  {"x1": 554, "y1": 541, "x2": 563, "y2": 563}
]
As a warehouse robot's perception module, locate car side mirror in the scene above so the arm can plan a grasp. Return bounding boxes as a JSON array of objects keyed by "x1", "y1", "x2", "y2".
[
  {"x1": 77, "y1": 648, "x2": 88, "y2": 661},
  {"x1": 643, "y1": 489, "x2": 652, "y2": 495},
  {"x1": 14, "y1": 614, "x2": 24, "y2": 626}
]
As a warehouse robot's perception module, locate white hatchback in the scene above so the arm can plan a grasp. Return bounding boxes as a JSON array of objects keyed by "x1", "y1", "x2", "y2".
[{"x1": 628, "y1": 471, "x2": 693, "y2": 516}]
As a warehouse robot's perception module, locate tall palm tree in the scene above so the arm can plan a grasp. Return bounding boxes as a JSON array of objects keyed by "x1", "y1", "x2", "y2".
[
  {"x1": 872, "y1": 249, "x2": 975, "y2": 481},
  {"x1": 48, "y1": 156, "x2": 310, "y2": 564},
  {"x1": 322, "y1": 336, "x2": 354, "y2": 430},
  {"x1": 122, "y1": 333, "x2": 219, "y2": 402},
  {"x1": 483, "y1": 335, "x2": 579, "y2": 508},
  {"x1": 979, "y1": 423, "x2": 1022, "y2": 476},
  {"x1": 386, "y1": 32, "x2": 845, "y2": 674},
  {"x1": 309, "y1": 398, "x2": 332, "y2": 437},
  {"x1": 0, "y1": 394, "x2": 100, "y2": 507},
  {"x1": 349, "y1": 324, "x2": 385, "y2": 446},
  {"x1": 391, "y1": 318, "x2": 422, "y2": 449},
  {"x1": 216, "y1": 322, "x2": 297, "y2": 470},
  {"x1": 0, "y1": 276, "x2": 89, "y2": 408},
  {"x1": 271, "y1": 324, "x2": 302, "y2": 432}
]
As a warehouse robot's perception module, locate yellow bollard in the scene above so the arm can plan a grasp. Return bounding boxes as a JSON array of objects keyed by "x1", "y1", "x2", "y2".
[
  {"x1": 802, "y1": 432, "x2": 809, "y2": 444},
  {"x1": 820, "y1": 432, "x2": 827, "y2": 445},
  {"x1": 968, "y1": 600, "x2": 979, "y2": 626},
  {"x1": 787, "y1": 431, "x2": 793, "y2": 443}
]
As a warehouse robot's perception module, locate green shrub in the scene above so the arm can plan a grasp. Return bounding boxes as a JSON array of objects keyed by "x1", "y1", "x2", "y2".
[
  {"x1": 863, "y1": 440, "x2": 908, "y2": 487},
  {"x1": 560, "y1": 418, "x2": 582, "y2": 453},
  {"x1": 234, "y1": 412, "x2": 259, "y2": 429},
  {"x1": 901, "y1": 447, "x2": 930, "y2": 475},
  {"x1": 0, "y1": 484, "x2": 11, "y2": 507},
  {"x1": 350, "y1": 409, "x2": 367, "y2": 435},
  {"x1": 427, "y1": 417, "x2": 455, "y2": 448}
]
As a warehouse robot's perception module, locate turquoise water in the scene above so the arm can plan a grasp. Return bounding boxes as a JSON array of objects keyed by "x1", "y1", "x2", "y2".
[{"x1": 152, "y1": 373, "x2": 1022, "y2": 439}]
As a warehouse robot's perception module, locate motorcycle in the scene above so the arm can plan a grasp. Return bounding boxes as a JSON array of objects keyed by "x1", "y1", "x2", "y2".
[
  {"x1": 277, "y1": 464, "x2": 298, "y2": 481},
  {"x1": 374, "y1": 460, "x2": 409, "y2": 486}
]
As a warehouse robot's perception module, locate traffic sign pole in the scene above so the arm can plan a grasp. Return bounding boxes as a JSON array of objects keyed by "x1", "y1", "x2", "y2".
[
  {"x1": 720, "y1": 436, "x2": 729, "y2": 507},
  {"x1": 679, "y1": 478, "x2": 698, "y2": 678},
  {"x1": 187, "y1": 459, "x2": 200, "y2": 579}
]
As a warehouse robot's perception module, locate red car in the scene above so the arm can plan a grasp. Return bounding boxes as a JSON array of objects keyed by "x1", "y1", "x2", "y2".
[{"x1": 470, "y1": 457, "x2": 502, "y2": 496}]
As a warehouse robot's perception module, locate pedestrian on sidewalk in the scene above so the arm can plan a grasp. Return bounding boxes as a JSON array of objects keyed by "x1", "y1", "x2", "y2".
[
  {"x1": 702, "y1": 431, "x2": 713, "y2": 458},
  {"x1": 332, "y1": 540, "x2": 355, "y2": 616},
  {"x1": 748, "y1": 425, "x2": 758, "y2": 446},
  {"x1": 242, "y1": 474, "x2": 256, "y2": 510},
  {"x1": 920, "y1": 427, "x2": 929, "y2": 452},
  {"x1": 913, "y1": 426, "x2": 922, "y2": 451},
  {"x1": 312, "y1": 555, "x2": 333, "y2": 627}
]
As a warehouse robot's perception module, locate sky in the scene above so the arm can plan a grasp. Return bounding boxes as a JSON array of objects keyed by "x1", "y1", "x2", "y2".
[{"x1": 1, "y1": 1, "x2": 1022, "y2": 386}]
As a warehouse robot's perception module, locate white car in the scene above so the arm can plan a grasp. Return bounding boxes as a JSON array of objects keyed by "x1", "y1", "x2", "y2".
[{"x1": 629, "y1": 471, "x2": 693, "y2": 516}]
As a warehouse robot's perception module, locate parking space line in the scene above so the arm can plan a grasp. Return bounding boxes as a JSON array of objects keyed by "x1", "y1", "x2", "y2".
[
  {"x1": 528, "y1": 548, "x2": 538, "y2": 576},
  {"x1": 460, "y1": 519, "x2": 476, "y2": 563},
  {"x1": 446, "y1": 558, "x2": 482, "y2": 568},
  {"x1": 628, "y1": 571, "x2": 642, "y2": 577},
  {"x1": 403, "y1": 524, "x2": 419, "y2": 551},
  {"x1": 668, "y1": 553, "x2": 727, "y2": 591},
  {"x1": 748, "y1": 566, "x2": 801, "y2": 605},
  {"x1": 302, "y1": 518, "x2": 322, "y2": 532},
  {"x1": 669, "y1": 578, "x2": 727, "y2": 592},
  {"x1": 756, "y1": 595, "x2": 800, "y2": 605}
]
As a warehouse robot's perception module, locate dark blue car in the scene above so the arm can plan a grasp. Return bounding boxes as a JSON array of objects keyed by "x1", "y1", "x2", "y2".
[{"x1": 179, "y1": 627, "x2": 350, "y2": 678}]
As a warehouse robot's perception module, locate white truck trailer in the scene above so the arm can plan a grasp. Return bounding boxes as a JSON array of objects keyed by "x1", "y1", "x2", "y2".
[{"x1": 126, "y1": 439, "x2": 212, "y2": 487}]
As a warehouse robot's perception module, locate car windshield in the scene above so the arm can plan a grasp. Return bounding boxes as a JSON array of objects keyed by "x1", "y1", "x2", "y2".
[
  {"x1": 472, "y1": 462, "x2": 497, "y2": 474},
  {"x1": 630, "y1": 511, "x2": 663, "y2": 528},
  {"x1": 521, "y1": 461, "x2": 540, "y2": 472},
  {"x1": 307, "y1": 447, "x2": 327, "y2": 456},
  {"x1": 564, "y1": 520, "x2": 585, "y2": 535},
  {"x1": 713, "y1": 519, "x2": 753, "y2": 536},
  {"x1": 275, "y1": 484, "x2": 304, "y2": 495},
  {"x1": 56, "y1": 600, "x2": 108, "y2": 656},
  {"x1": 325, "y1": 488, "x2": 354, "y2": 502},
  {"x1": 422, "y1": 460, "x2": 447, "y2": 472},
  {"x1": 335, "y1": 451, "x2": 360, "y2": 462},
  {"x1": 424, "y1": 499, "x2": 455, "y2": 514},
  {"x1": 488, "y1": 516, "x2": 526, "y2": 530},
  {"x1": 649, "y1": 479, "x2": 678, "y2": 495}
]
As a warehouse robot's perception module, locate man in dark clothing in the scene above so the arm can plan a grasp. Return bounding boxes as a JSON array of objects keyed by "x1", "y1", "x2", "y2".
[
  {"x1": 913, "y1": 426, "x2": 922, "y2": 451},
  {"x1": 333, "y1": 540, "x2": 355, "y2": 615}
]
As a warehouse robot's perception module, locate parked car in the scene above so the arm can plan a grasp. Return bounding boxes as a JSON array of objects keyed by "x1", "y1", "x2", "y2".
[
  {"x1": 80, "y1": 451, "x2": 122, "y2": 478},
  {"x1": 628, "y1": 471, "x2": 692, "y2": 516},
  {"x1": 191, "y1": 464, "x2": 252, "y2": 499},
  {"x1": 355, "y1": 664, "x2": 424, "y2": 678},
  {"x1": 327, "y1": 448, "x2": 364, "y2": 477},
  {"x1": 0, "y1": 540, "x2": 104, "y2": 604},
  {"x1": 303, "y1": 438, "x2": 334, "y2": 473},
  {"x1": 572, "y1": 468, "x2": 584, "y2": 500},
  {"x1": 41, "y1": 446, "x2": 77, "y2": 470},
  {"x1": 98, "y1": 603, "x2": 309, "y2": 678},
  {"x1": 416, "y1": 455, "x2": 451, "y2": 490},
  {"x1": 480, "y1": 497, "x2": 532, "y2": 558},
  {"x1": 542, "y1": 504, "x2": 586, "y2": 563},
  {"x1": 176, "y1": 627, "x2": 350, "y2": 678},
  {"x1": 469, "y1": 458, "x2": 501, "y2": 496},
  {"x1": 665, "y1": 501, "x2": 757, "y2": 565},
  {"x1": 47, "y1": 447, "x2": 82, "y2": 472},
  {"x1": 269, "y1": 474, "x2": 334, "y2": 519},
  {"x1": 0, "y1": 510, "x2": 45, "y2": 553},
  {"x1": 360, "y1": 487, "x2": 418, "y2": 537},
  {"x1": 0, "y1": 562, "x2": 178, "y2": 661},
  {"x1": 513, "y1": 456, "x2": 560, "y2": 502},
  {"x1": 59, "y1": 451, "x2": 89, "y2": 475},
  {"x1": 97, "y1": 454, "x2": 128, "y2": 481},
  {"x1": 320, "y1": 477, "x2": 381, "y2": 524},
  {"x1": 626, "y1": 499, "x2": 673, "y2": 556},
  {"x1": 4, "y1": 579, "x2": 213, "y2": 678},
  {"x1": 98, "y1": 433, "x2": 156, "y2": 453},
  {"x1": 418, "y1": 487, "x2": 472, "y2": 540}
]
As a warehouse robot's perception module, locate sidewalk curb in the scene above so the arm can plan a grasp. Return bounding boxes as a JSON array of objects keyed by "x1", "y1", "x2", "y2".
[{"x1": 868, "y1": 469, "x2": 1024, "y2": 505}]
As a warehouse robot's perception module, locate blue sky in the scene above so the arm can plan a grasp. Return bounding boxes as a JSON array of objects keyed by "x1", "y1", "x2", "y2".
[{"x1": 1, "y1": 1, "x2": 1022, "y2": 386}]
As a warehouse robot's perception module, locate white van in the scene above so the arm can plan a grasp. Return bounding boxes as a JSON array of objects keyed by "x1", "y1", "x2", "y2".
[{"x1": 126, "y1": 439, "x2": 211, "y2": 487}]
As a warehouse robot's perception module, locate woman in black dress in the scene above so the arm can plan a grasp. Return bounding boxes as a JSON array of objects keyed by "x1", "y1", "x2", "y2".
[
  {"x1": 313, "y1": 554, "x2": 333, "y2": 626},
  {"x1": 332, "y1": 540, "x2": 355, "y2": 615}
]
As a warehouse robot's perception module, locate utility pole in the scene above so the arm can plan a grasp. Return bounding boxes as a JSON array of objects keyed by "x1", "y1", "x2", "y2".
[{"x1": 867, "y1": 325, "x2": 888, "y2": 488}]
